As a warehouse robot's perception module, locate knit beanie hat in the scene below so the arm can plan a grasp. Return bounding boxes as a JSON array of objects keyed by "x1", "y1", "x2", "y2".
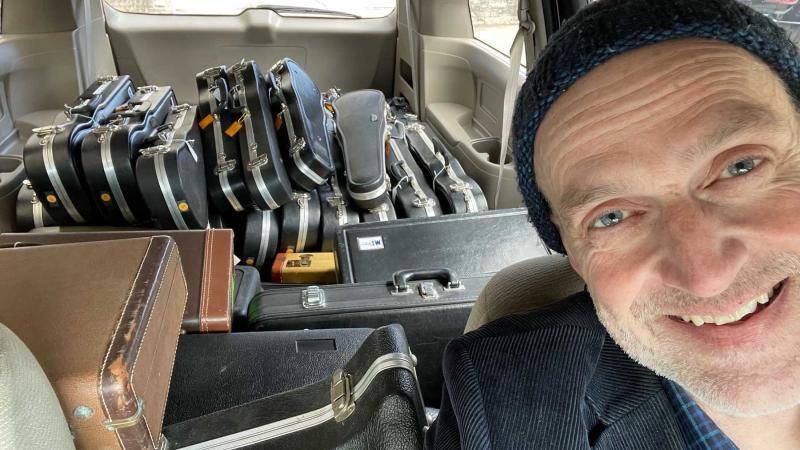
[{"x1": 513, "y1": 0, "x2": 800, "y2": 254}]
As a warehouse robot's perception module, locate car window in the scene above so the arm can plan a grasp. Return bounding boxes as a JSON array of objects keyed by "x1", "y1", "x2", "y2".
[
  {"x1": 739, "y1": 0, "x2": 800, "y2": 44},
  {"x1": 468, "y1": 0, "x2": 527, "y2": 66},
  {"x1": 104, "y1": 0, "x2": 395, "y2": 19}
]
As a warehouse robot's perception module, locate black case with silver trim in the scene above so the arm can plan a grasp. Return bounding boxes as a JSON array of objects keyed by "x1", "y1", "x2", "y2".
[
  {"x1": 135, "y1": 103, "x2": 209, "y2": 230},
  {"x1": 161, "y1": 325, "x2": 426, "y2": 450},
  {"x1": 319, "y1": 182, "x2": 360, "y2": 252},
  {"x1": 234, "y1": 207, "x2": 280, "y2": 271},
  {"x1": 23, "y1": 75, "x2": 135, "y2": 225},
  {"x1": 196, "y1": 66, "x2": 253, "y2": 215},
  {"x1": 81, "y1": 84, "x2": 176, "y2": 225},
  {"x1": 248, "y1": 271, "x2": 491, "y2": 407},
  {"x1": 268, "y1": 58, "x2": 334, "y2": 191},
  {"x1": 403, "y1": 120, "x2": 488, "y2": 215},
  {"x1": 360, "y1": 194, "x2": 397, "y2": 223},
  {"x1": 278, "y1": 190, "x2": 321, "y2": 252},
  {"x1": 16, "y1": 179, "x2": 56, "y2": 231},
  {"x1": 332, "y1": 90, "x2": 389, "y2": 210},
  {"x1": 386, "y1": 121, "x2": 442, "y2": 219},
  {"x1": 228, "y1": 60, "x2": 293, "y2": 211}
]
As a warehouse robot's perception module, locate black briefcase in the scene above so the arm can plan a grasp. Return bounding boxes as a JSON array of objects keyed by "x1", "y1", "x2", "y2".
[
  {"x1": 404, "y1": 119, "x2": 488, "y2": 214},
  {"x1": 162, "y1": 325, "x2": 426, "y2": 450},
  {"x1": 333, "y1": 89, "x2": 389, "y2": 210},
  {"x1": 196, "y1": 66, "x2": 253, "y2": 215},
  {"x1": 81, "y1": 84, "x2": 176, "y2": 226},
  {"x1": 336, "y1": 208, "x2": 549, "y2": 284},
  {"x1": 387, "y1": 121, "x2": 442, "y2": 219},
  {"x1": 278, "y1": 190, "x2": 321, "y2": 252},
  {"x1": 268, "y1": 58, "x2": 334, "y2": 191},
  {"x1": 135, "y1": 103, "x2": 209, "y2": 230},
  {"x1": 16, "y1": 179, "x2": 55, "y2": 231},
  {"x1": 227, "y1": 59, "x2": 293, "y2": 210},
  {"x1": 233, "y1": 207, "x2": 280, "y2": 271},
  {"x1": 23, "y1": 75, "x2": 135, "y2": 225},
  {"x1": 248, "y1": 269, "x2": 490, "y2": 406}
]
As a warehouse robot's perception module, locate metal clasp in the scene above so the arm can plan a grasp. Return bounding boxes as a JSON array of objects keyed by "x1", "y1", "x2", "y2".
[
  {"x1": 289, "y1": 137, "x2": 306, "y2": 156},
  {"x1": 418, "y1": 281, "x2": 439, "y2": 300},
  {"x1": 137, "y1": 85, "x2": 158, "y2": 94},
  {"x1": 331, "y1": 369, "x2": 355, "y2": 423},
  {"x1": 96, "y1": 75, "x2": 118, "y2": 82},
  {"x1": 247, "y1": 153, "x2": 269, "y2": 170},
  {"x1": 302, "y1": 286, "x2": 326, "y2": 309},
  {"x1": 198, "y1": 66, "x2": 223, "y2": 78},
  {"x1": 139, "y1": 145, "x2": 170, "y2": 157},
  {"x1": 32, "y1": 124, "x2": 66, "y2": 137},
  {"x1": 214, "y1": 158, "x2": 237, "y2": 174}
]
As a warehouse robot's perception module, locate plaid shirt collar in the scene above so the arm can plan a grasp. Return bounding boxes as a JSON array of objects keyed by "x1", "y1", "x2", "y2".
[{"x1": 661, "y1": 379, "x2": 739, "y2": 450}]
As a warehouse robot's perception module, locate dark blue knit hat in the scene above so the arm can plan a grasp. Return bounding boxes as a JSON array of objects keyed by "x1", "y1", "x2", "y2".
[{"x1": 513, "y1": 0, "x2": 800, "y2": 253}]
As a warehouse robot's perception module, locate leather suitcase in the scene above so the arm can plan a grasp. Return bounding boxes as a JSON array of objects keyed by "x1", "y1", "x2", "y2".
[
  {"x1": 270, "y1": 251, "x2": 337, "y2": 284},
  {"x1": 233, "y1": 207, "x2": 280, "y2": 270},
  {"x1": 332, "y1": 90, "x2": 390, "y2": 210},
  {"x1": 164, "y1": 328, "x2": 374, "y2": 425},
  {"x1": 23, "y1": 75, "x2": 135, "y2": 225},
  {"x1": 81, "y1": 85, "x2": 176, "y2": 225},
  {"x1": 196, "y1": 66, "x2": 252, "y2": 215},
  {"x1": 0, "y1": 229, "x2": 235, "y2": 333},
  {"x1": 0, "y1": 236, "x2": 187, "y2": 449},
  {"x1": 268, "y1": 58, "x2": 334, "y2": 191},
  {"x1": 231, "y1": 265, "x2": 263, "y2": 331},
  {"x1": 136, "y1": 103, "x2": 209, "y2": 230},
  {"x1": 247, "y1": 271, "x2": 489, "y2": 407},
  {"x1": 16, "y1": 179, "x2": 56, "y2": 231},
  {"x1": 227, "y1": 60, "x2": 293, "y2": 210},
  {"x1": 387, "y1": 121, "x2": 442, "y2": 219},
  {"x1": 336, "y1": 208, "x2": 550, "y2": 284},
  {"x1": 404, "y1": 119, "x2": 489, "y2": 214},
  {"x1": 360, "y1": 193, "x2": 397, "y2": 223},
  {"x1": 278, "y1": 190, "x2": 321, "y2": 252},
  {"x1": 161, "y1": 325, "x2": 426, "y2": 450}
]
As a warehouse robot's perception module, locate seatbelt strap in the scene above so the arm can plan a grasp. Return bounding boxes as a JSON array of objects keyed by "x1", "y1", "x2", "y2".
[
  {"x1": 404, "y1": 0, "x2": 420, "y2": 114},
  {"x1": 494, "y1": 0, "x2": 535, "y2": 209}
]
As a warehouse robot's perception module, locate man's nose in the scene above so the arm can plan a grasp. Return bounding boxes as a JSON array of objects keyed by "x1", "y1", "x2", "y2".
[{"x1": 654, "y1": 201, "x2": 747, "y2": 298}]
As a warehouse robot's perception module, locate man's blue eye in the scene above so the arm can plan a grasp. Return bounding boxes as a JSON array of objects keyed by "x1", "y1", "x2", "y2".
[
  {"x1": 592, "y1": 210, "x2": 626, "y2": 229},
  {"x1": 721, "y1": 157, "x2": 762, "y2": 179}
]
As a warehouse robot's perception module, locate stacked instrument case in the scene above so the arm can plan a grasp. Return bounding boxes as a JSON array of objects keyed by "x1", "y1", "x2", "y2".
[
  {"x1": 196, "y1": 66, "x2": 253, "y2": 215},
  {"x1": 268, "y1": 58, "x2": 334, "y2": 191},
  {"x1": 136, "y1": 103, "x2": 209, "y2": 230},
  {"x1": 227, "y1": 60, "x2": 293, "y2": 211},
  {"x1": 82, "y1": 85, "x2": 177, "y2": 225},
  {"x1": 23, "y1": 75, "x2": 135, "y2": 225}
]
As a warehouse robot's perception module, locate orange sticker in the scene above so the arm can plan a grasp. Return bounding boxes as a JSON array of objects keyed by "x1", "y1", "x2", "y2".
[
  {"x1": 100, "y1": 192, "x2": 112, "y2": 202},
  {"x1": 274, "y1": 114, "x2": 283, "y2": 130},
  {"x1": 324, "y1": 103, "x2": 334, "y2": 113},
  {"x1": 46, "y1": 194, "x2": 58, "y2": 204},
  {"x1": 245, "y1": 257, "x2": 255, "y2": 266},
  {"x1": 198, "y1": 114, "x2": 214, "y2": 130},
  {"x1": 225, "y1": 121, "x2": 242, "y2": 137},
  {"x1": 178, "y1": 201, "x2": 190, "y2": 212}
]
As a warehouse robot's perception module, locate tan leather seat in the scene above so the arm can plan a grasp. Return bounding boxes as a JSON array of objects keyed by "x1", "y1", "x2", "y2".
[
  {"x1": 465, "y1": 255, "x2": 586, "y2": 332},
  {"x1": 0, "y1": 323, "x2": 74, "y2": 450}
]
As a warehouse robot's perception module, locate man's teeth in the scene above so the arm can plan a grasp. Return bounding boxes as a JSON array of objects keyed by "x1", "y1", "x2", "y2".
[{"x1": 679, "y1": 292, "x2": 770, "y2": 326}]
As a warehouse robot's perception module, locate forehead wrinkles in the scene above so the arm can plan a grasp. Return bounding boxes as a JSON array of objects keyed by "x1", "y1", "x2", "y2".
[{"x1": 533, "y1": 41, "x2": 778, "y2": 202}]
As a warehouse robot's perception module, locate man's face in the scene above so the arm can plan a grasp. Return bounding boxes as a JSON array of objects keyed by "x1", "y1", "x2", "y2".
[{"x1": 534, "y1": 39, "x2": 800, "y2": 416}]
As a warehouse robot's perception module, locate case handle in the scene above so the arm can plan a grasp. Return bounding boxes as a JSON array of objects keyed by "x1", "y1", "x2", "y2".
[{"x1": 392, "y1": 268, "x2": 461, "y2": 294}]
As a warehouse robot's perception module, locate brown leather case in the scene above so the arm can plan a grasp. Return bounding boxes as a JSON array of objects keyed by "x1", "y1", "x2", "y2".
[
  {"x1": 0, "y1": 229, "x2": 234, "y2": 333},
  {"x1": 0, "y1": 237, "x2": 187, "y2": 449}
]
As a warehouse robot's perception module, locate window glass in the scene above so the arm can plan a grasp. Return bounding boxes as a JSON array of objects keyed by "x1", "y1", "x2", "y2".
[
  {"x1": 104, "y1": 0, "x2": 395, "y2": 19},
  {"x1": 738, "y1": 1, "x2": 800, "y2": 44},
  {"x1": 468, "y1": 0, "x2": 526, "y2": 65}
]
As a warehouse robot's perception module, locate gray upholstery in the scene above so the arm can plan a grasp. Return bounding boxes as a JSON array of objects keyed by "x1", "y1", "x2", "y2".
[
  {"x1": 465, "y1": 255, "x2": 585, "y2": 332},
  {"x1": 0, "y1": 323, "x2": 74, "y2": 450}
]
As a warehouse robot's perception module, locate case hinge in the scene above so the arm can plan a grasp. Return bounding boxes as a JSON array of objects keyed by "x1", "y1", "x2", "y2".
[{"x1": 302, "y1": 285, "x2": 326, "y2": 309}]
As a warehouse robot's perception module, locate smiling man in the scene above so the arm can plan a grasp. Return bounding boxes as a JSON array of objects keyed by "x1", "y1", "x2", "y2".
[{"x1": 427, "y1": 0, "x2": 800, "y2": 449}]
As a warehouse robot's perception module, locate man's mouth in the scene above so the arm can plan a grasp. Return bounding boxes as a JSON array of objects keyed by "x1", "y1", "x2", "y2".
[{"x1": 671, "y1": 279, "x2": 785, "y2": 326}]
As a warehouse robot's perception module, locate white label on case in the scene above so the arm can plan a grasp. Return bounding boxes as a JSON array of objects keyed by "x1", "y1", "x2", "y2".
[{"x1": 357, "y1": 236, "x2": 384, "y2": 251}]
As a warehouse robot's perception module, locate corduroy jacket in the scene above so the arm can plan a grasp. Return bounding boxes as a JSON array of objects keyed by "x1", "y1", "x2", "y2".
[{"x1": 426, "y1": 292, "x2": 688, "y2": 449}]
